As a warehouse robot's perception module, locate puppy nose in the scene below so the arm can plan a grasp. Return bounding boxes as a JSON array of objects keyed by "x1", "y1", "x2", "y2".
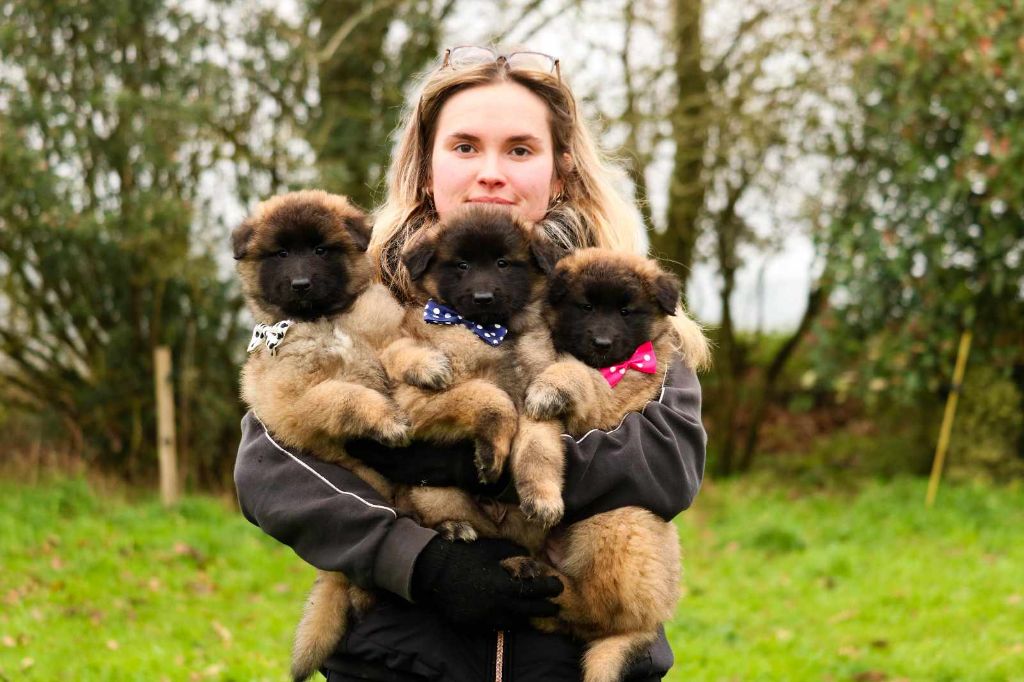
[
  {"x1": 291, "y1": 277, "x2": 311, "y2": 293},
  {"x1": 473, "y1": 292, "x2": 494, "y2": 305},
  {"x1": 592, "y1": 336, "x2": 612, "y2": 350}
]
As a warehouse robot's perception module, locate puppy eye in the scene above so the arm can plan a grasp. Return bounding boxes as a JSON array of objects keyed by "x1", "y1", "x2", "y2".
[
  {"x1": 277, "y1": 250, "x2": 288, "y2": 258},
  {"x1": 580, "y1": 303, "x2": 593, "y2": 312},
  {"x1": 496, "y1": 259, "x2": 509, "y2": 269},
  {"x1": 457, "y1": 261, "x2": 469, "y2": 270},
  {"x1": 314, "y1": 246, "x2": 327, "y2": 256},
  {"x1": 620, "y1": 308, "x2": 630, "y2": 316}
]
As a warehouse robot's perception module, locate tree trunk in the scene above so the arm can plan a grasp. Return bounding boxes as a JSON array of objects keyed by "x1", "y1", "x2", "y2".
[{"x1": 652, "y1": 0, "x2": 706, "y2": 297}]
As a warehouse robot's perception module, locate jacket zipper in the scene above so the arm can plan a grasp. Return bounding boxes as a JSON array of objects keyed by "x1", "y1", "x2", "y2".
[{"x1": 494, "y1": 630, "x2": 505, "y2": 682}]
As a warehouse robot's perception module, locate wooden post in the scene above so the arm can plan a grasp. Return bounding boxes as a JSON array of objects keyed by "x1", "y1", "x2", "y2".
[
  {"x1": 925, "y1": 330, "x2": 972, "y2": 508},
  {"x1": 154, "y1": 346, "x2": 180, "y2": 506}
]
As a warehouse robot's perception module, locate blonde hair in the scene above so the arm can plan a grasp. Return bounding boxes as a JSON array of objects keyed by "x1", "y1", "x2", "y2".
[{"x1": 370, "y1": 52, "x2": 710, "y2": 370}]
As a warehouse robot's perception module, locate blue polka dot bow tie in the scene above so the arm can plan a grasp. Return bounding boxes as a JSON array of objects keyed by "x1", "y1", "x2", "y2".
[
  {"x1": 423, "y1": 299, "x2": 508, "y2": 346},
  {"x1": 247, "y1": 320, "x2": 293, "y2": 355}
]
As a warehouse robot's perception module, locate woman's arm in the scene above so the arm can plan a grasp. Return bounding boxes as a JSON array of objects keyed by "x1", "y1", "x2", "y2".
[
  {"x1": 558, "y1": 359, "x2": 707, "y2": 524},
  {"x1": 234, "y1": 411, "x2": 437, "y2": 600},
  {"x1": 233, "y1": 411, "x2": 561, "y2": 625}
]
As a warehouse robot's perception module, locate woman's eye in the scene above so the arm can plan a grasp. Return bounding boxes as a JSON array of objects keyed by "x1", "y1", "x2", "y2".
[
  {"x1": 277, "y1": 250, "x2": 288, "y2": 258},
  {"x1": 496, "y1": 259, "x2": 509, "y2": 269},
  {"x1": 314, "y1": 246, "x2": 327, "y2": 256},
  {"x1": 454, "y1": 143, "x2": 475, "y2": 154},
  {"x1": 457, "y1": 261, "x2": 469, "y2": 270},
  {"x1": 510, "y1": 146, "x2": 531, "y2": 157}
]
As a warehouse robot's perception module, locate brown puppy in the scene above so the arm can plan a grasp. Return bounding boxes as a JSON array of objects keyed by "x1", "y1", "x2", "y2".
[
  {"x1": 232, "y1": 190, "x2": 408, "y2": 682},
  {"x1": 381, "y1": 204, "x2": 565, "y2": 543},
  {"x1": 513, "y1": 248, "x2": 685, "y2": 682}
]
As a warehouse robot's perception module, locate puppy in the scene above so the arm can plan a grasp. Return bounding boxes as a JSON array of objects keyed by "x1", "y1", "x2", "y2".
[
  {"x1": 381, "y1": 204, "x2": 564, "y2": 544},
  {"x1": 514, "y1": 248, "x2": 685, "y2": 682},
  {"x1": 232, "y1": 190, "x2": 408, "y2": 682}
]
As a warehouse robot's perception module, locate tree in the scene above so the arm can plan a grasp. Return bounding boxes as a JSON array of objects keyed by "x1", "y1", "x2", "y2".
[
  {"x1": 821, "y1": 0, "x2": 1024, "y2": 403},
  {"x1": 0, "y1": 0, "x2": 309, "y2": 484}
]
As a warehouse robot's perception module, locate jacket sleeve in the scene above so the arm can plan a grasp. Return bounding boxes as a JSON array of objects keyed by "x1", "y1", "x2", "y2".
[
  {"x1": 233, "y1": 411, "x2": 437, "y2": 602},
  {"x1": 560, "y1": 359, "x2": 707, "y2": 525}
]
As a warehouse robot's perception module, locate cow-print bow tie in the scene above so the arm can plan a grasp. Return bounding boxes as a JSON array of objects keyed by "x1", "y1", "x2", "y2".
[
  {"x1": 247, "y1": 320, "x2": 293, "y2": 356},
  {"x1": 600, "y1": 341, "x2": 657, "y2": 387},
  {"x1": 423, "y1": 299, "x2": 508, "y2": 346}
]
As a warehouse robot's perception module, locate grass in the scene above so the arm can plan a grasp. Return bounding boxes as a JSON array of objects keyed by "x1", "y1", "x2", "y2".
[{"x1": 1, "y1": 474, "x2": 1021, "y2": 681}]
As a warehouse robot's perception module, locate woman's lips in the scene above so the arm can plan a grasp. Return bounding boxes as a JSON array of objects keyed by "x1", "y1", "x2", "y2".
[{"x1": 467, "y1": 196, "x2": 515, "y2": 205}]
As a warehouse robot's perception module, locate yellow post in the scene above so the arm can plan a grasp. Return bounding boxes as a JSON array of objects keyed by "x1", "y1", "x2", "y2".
[{"x1": 925, "y1": 330, "x2": 972, "y2": 508}]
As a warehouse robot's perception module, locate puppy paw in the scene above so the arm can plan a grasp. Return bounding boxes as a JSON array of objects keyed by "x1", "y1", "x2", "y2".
[
  {"x1": 519, "y1": 488, "x2": 565, "y2": 529},
  {"x1": 525, "y1": 381, "x2": 573, "y2": 420},
  {"x1": 372, "y1": 411, "x2": 411, "y2": 447},
  {"x1": 501, "y1": 556, "x2": 546, "y2": 581},
  {"x1": 473, "y1": 441, "x2": 504, "y2": 484},
  {"x1": 403, "y1": 353, "x2": 453, "y2": 391},
  {"x1": 437, "y1": 520, "x2": 478, "y2": 543}
]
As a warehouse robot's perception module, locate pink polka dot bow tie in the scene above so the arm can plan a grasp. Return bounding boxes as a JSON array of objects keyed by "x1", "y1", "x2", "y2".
[{"x1": 600, "y1": 341, "x2": 657, "y2": 387}]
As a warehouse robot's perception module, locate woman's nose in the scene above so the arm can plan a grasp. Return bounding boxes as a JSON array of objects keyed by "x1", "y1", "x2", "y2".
[{"x1": 476, "y1": 153, "x2": 507, "y2": 188}]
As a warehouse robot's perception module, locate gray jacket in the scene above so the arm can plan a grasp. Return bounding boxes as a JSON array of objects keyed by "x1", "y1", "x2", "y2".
[{"x1": 234, "y1": 360, "x2": 706, "y2": 680}]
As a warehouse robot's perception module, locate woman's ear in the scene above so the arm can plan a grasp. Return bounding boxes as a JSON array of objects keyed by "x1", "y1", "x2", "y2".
[{"x1": 401, "y1": 230, "x2": 437, "y2": 281}]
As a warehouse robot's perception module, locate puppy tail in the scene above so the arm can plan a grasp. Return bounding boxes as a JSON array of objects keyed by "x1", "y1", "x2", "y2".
[
  {"x1": 582, "y1": 631, "x2": 658, "y2": 682},
  {"x1": 291, "y1": 571, "x2": 351, "y2": 682}
]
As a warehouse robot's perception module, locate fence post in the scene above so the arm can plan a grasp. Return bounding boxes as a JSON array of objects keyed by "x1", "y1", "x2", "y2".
[
  {"x1": 925, "y1": 330, "x2": 972, "y2": 508},
  {"x1": 154, "y1": 345, "x2": 180, "y2": 506}
]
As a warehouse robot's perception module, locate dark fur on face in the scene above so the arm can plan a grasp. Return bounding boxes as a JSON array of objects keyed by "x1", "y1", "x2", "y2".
[
  {"x1": 547, "y1": 249, "x2": 679, "y2": 369},
  {"x1": 232, "y1": 190, "x2": 373, "y2": 322},
  {"x1": 402, "y1": 205, "x2": 562, "y2": 326}
]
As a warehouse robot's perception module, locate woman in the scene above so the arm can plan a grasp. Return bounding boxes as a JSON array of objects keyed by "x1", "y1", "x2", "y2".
[{"x1": 234, "y1": 45, "x2": 709, "y2": 682}]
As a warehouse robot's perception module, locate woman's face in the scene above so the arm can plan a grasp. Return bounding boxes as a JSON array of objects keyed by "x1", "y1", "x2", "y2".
[{"x1": 429, "y1": 81, "x2": 562, "y2": 223}]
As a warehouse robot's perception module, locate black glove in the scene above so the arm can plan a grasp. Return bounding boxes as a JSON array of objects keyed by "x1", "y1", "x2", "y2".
[
  {"x1": 345, "y1": 438, "x2": 516, "y2": 500},
  {"x1": 410, "y1": 536, "x2": 563, "y2": 629}
]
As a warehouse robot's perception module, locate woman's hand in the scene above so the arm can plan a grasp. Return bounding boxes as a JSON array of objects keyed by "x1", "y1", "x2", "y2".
[
  {"x1": 345, "y1": 438, "x2": 513, "y2": 498},
  {"x1": 411, "y1": 536, "x2": 563, "y2": 629}
]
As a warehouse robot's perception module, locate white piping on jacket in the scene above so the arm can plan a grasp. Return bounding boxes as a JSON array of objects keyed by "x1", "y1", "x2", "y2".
[
  {"x1": 252, "y1": 413, "x2": 398, "y2": 518},
  {"x1": 565, "y1": 365, "x2": 672, "y2": 445}
]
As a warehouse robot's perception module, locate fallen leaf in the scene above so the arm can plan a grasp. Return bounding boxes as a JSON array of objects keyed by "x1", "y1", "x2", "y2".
[
  {"x1": 829, "y1": 610, "x2": 858, "y2": 624},
  {"x1": 148, "y1": 577, "x2": 162, "y2": 592},
  {"x1": 273, "y1": 582, "x2": 290, "y2": 593},
  {"x1": 203, "y1": 662, "x2": 226, "y2": 677},
  {"x1": 212, "y1": 620, "x2": 232, "y2": 644},
  {"x1": 2, "y1": 635, "x2": 15, "y2": 647},
  {"x1": 853, "y1": 672, "x2": 888, "y2": 682},
  {"x1": 775, "y1": 628, "x2": 794, "y2": 642},
  {"x1": 20, "y1": 657, "x2": 34, "y2": 671},
  {"x1": 838, "y1": 646, "x2": 861, "y2": 658},
  {"x1": 50, "y1": 556, "x2": 64, "y2": 570},
  {"x1": 107, "y1": 639, "x2": 119, "y2": 650},
  {"x1": 869, "y1": 639, "x2": 889, "y2": 649},
  {"x1": 1006, "y1": 594, "x2": 1021, "y2": 606}
]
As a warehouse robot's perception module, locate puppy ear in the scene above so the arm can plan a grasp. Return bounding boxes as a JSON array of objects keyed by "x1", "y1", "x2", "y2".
[
  {"x1": 401, "y1": 231, "x2": 437, "y2": 281},
  {"x1": 546, "y1": 267, "x2": 570, "y2": 306},
  {"x1": 231, "y1": 219, "x2": 256, "y2": 260},
  {"x1": 344, "y1": 214, "x2": 372, "y2": 252},
  {"x1": 652, "y1": 271, "x2": 681, "y2": 316},
  {"x1": 529, "y1": 227, "x2": 566, "y2": 274}
]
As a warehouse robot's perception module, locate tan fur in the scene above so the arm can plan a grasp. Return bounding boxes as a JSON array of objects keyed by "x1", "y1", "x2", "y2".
[
  {"x1": 511, "y1": 248, "x2": 686, "y2": 682},
  {"x1": 234, "y1": 191, "x2": 408, "y2": 682},
  {"x1": 378, "y1": 209, "x2": 564, "y2": 543}
]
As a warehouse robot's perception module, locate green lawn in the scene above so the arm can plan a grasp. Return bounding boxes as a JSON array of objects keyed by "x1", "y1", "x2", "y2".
[{"x1": 1, "y1": 475, "x2": 1021, "y2": 681}]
